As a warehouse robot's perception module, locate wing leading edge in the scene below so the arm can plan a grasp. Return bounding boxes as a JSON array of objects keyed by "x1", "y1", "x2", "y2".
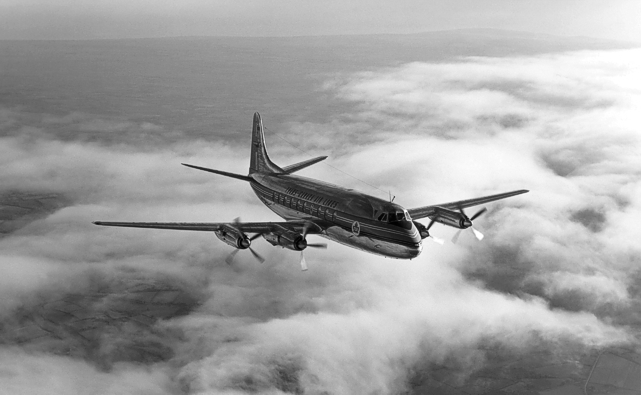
[
  {"x1": 407, "y1": 189, "x2": 529, "y2": 220},
  {"x1": 93, "y1": 220, "x2": 323, "y2": 234}
]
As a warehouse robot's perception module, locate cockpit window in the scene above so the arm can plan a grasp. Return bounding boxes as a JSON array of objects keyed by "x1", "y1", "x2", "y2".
[
  {"x1": 377, "y1": 213, "x2": 388, "y2": 222},
  {"x1": 389, "y1": 211, "x2": 405, "y2": 222},
  {"x1": 404, "y1": 210, "x2": 411, "y2": 221},
  {"x1": 388, "y1": 210, "x2": 412, "y2": 229}
]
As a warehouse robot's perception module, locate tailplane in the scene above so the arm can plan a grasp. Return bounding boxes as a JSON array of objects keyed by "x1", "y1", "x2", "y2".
[
  {"x1": 249, "y1": 112, "x2": 283, "y2": 174},
  {"x1": 249, "y1": 112, "x2": 327, "y2": 175}
]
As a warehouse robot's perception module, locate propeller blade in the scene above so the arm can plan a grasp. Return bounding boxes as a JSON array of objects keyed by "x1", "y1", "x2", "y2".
[
  {"x1": 300, "y1": 251, "x2": 308, "y2": 271},
  {"x1": 249, "y1": 233, "x2": 262, "y2": 241},
  {"x1": 471, "y1": 227, "x2": 484, "y2": 241},
  {"x1": 451, "y1": 229, "x2": 462, "y2": 244},
  {"x1": 248, "y1": 247, "x2": 265, "y2": 263},
  {"x1": 301, "y1": 222, "x2": 311, "y2": 238},
  {"x1": 470, "y1": 207, "x2": 487, "y2": 221},
  {"x1": 225, "y1": 248, "x2": 240, "y2": 265},
  {"x1": 227, "y1": 217, "x2": 242, "y2": 232},
  {"x1": 426, "y1": 218, "x2": 436, "y2": 231},
  {"x1": 430, "y1": 236, "x2": 445, "y2": 245},
  {"x1": 307, "y1": 243, "x2": 328, "y2": 249}
]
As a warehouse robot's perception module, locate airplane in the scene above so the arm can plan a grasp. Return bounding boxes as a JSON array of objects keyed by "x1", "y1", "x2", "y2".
[{"x1": 94, "y1": 113, "x2": 528, "y2": 270}]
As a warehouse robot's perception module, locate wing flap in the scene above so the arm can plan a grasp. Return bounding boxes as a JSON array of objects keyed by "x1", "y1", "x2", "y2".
[{"x1": 408, "y1": 189, "x2": 528, "y2": 220}]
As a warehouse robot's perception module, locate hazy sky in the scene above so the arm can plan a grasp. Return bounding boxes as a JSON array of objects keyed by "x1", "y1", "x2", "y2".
[{"x1": 1, "y1": 0, "x2": 640, "y2": 41}]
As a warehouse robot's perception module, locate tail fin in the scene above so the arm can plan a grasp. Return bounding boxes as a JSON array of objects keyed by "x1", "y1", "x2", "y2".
[{"x1": 249, "y1": 112, "x2": 283, "y2": 174}]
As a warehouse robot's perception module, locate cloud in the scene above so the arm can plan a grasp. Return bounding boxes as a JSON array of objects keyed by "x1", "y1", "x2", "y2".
[
  {"x1": 1, "y1": 48, "x2": 641, "y2": 394},
  {"x1": 304, "y1": 49, "x2": 641, "y2": 318}
]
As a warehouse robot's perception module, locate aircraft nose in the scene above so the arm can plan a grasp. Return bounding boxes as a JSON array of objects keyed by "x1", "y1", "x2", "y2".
[{"x1": 405, "y1": 241, "x2": 422, "y2": 259}]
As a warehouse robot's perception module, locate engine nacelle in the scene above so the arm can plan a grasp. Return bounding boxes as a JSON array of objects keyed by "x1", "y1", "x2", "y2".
[
  {"x1": 262, "y1": 231, "x2": 307, "y2": 251},
  {"x1": 413, "y1": 221, "x2": 430, "y2": 239},
  {"x1": 430, "y1": 207, "x2": 472, "y2": 229},
  {"x1": 215, "y1": 227, "x2": 251, "y2": 249}
]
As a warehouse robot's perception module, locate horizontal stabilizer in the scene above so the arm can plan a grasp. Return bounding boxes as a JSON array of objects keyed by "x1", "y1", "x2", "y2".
[
  {"x1": 281, "y1": 156, "x2": 328, "y2": 174},
  {"x1": 182, "y1": 163, "x2": 253, "y2": 182}
]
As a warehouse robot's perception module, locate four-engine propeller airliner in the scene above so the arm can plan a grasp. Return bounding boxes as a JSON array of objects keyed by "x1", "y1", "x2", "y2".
[{"x1": 94, "y1": 113, "x2": 528, "y2": 270}]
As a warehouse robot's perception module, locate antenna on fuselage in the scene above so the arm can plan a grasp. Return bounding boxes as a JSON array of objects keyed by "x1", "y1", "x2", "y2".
[{"x1": 389, "y1": 191, "x2": 395, "y2": 203}]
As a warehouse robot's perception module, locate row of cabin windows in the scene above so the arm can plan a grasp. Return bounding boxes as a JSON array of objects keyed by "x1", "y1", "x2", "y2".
[{"x1": 273, "y1": 192, "x2": 335, "y2": 221}]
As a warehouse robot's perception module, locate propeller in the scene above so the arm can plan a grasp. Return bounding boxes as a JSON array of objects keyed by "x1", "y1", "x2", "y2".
[
  {"x1": 299, "y1": 223, "x2": 328, "y2": 271},
  {"x1": 425, "y1": 219, "x2": 445, "y2": 245},
  {"x1": 451, "y1": 207, "x2": 487, "y2": 243},
  {"x1": 225, "y1": 218, "x2": 265, "y2": 265}
]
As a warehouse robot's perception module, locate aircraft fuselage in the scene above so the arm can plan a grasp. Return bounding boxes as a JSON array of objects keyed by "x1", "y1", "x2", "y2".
[{"x1": 250, "y1": 173, "x2": 423, "y2": 259}]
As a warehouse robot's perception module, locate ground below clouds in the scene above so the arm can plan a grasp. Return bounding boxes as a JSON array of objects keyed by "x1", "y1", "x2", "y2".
[{"x1": 0, "y1": 266, "x2": 200, "y2": 369}]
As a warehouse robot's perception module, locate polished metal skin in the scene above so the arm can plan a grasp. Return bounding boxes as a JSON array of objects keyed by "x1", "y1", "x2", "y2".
[{"x1": 94, "y1": 113, "x2": 528, "y2": 263}]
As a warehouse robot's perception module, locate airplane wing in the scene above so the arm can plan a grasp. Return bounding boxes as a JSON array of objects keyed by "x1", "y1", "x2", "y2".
[
  {"x1": 407, "y1": 189, "x2": 528, "y2": 220},
  {"x1": 92, "y1": 220, "x2": 323, "y2": 234}
]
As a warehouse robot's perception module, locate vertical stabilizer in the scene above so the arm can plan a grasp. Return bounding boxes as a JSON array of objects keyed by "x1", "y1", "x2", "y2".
[{"x1": 250, "y1": 112, "x2": 283, "y2": 174}]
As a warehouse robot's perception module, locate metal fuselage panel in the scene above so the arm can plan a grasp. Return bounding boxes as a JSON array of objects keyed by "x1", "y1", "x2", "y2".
[{"x1": 250, "y1": 173, "x2": 422, "y2": 259}]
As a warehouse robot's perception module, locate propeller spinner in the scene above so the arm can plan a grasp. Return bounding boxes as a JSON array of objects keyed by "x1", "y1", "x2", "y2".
[
  {"x1": 224, "y1": 218, "x2": 265, "y2": 265},
  {"x1": 452, "y1": 207, "x2": 487, "y2": 243}
]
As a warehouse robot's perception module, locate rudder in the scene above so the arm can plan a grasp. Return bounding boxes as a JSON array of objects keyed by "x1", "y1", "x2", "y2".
[{"x1": 249, "y1": 112, "x2": 282, "y2": 174}]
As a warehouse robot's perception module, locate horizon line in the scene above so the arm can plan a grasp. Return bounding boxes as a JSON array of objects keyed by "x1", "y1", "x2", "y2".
[{"x1": 1, "y1": 28, "x2": 639, "y2": 45}]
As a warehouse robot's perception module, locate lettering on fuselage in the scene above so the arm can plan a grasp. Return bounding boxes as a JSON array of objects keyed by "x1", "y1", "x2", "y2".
[{"x1": 285, "y1": 187, "x2": 339, "y2": 209}]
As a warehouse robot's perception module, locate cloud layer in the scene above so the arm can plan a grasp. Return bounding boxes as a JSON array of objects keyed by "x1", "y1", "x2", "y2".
[{"x1": 1, "y1": 47, "x2": 640, "y2": 394}]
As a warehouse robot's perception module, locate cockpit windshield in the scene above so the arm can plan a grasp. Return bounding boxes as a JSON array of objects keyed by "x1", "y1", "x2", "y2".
[
  {"x1": 376, "y1": 208, "x2": 412, "y2": 229},
  {"x1": 389, "y1": 212, "x2": 404, "y2": 222},
  {"x1": 387, "y1": 210, "x2": 412, "y2": 229}
]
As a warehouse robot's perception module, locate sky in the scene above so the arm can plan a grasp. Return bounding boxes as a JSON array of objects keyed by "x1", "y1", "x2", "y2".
[
  {"x1": 0, "y1": 0, "x2": 640, "y2": 41},
  {"x1": 1, "y1": 32, "x2": 641, "y2": 393}
]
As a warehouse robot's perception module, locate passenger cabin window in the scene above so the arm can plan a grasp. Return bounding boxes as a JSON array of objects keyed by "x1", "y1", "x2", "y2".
[{"x1": 325, "y1": 209, "x2": 334, "y2": 221}]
